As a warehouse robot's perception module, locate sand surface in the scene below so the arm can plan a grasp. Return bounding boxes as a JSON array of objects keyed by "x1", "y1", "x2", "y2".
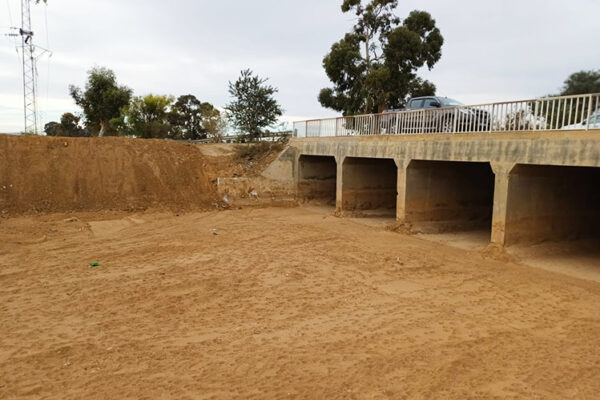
[{"x1": 1, "y1": 207, "x2": 599, "y2": 399}]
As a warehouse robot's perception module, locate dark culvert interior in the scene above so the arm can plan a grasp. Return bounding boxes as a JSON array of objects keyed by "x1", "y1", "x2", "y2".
[
  {"x1": 505, "y1": 164, "x2": 600, "y2": 245},
  {"x1": 504, "y1": 164, "x2": 600, "y2": 276},
  {"x1": 341, "y1": 157, "x2": 397, "y2": 217},
  {"x1": 298, "y1": 155, "x2": 337, "y2": 206},
  {"x1": 405, "y1": 160, "x2": 495, "y2": 236}
]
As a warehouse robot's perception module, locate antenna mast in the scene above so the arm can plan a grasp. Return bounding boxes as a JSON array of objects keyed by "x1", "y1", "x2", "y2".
[
  {"x1": 7, "y1": 0, "x2": 49, "y2": 134},
  {"x1": 21, "y1": 0, "x2": 38, "y2": 134}
]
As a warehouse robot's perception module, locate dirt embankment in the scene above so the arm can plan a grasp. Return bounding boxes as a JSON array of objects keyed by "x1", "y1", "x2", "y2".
[
  {"x1": 197, "y1": 142, "x2": 298, "y2": 206},
  {"x1": 0, "y1": 135, "x2": 222, "y2": 215}
]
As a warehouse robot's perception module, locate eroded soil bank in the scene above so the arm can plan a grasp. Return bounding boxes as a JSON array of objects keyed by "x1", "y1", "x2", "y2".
[{"x1": 0, "y1": 135, "x2": 222, "y2": 215}]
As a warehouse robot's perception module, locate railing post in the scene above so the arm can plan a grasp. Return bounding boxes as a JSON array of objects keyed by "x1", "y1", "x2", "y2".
[
  {"x1": 533, "y1": 100, "x2": 538, "y2": 132},
  {"x1": 586, "y1": 94, "x2": 593, "y2": 131},
  {"x1": 452, "y1": 108, "x2": 458, "y2": 133},
  {"x1": 305, "y1": 121, "x2": 308, "y2": 137}
]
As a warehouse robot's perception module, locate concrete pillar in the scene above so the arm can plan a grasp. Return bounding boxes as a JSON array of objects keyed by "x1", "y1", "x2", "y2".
[
  {"x1": 490, "y1": 162, "x2": 516, "y2": 246},
  {"x1": 395, "y1": 158, "x2": 409, "y2": 221},
  {"x1": 335, "y1": 155, "x2": 345, "y2": 213},
  {"x1": 294, "y1": 153, "x2": 301, "y2": 188}
]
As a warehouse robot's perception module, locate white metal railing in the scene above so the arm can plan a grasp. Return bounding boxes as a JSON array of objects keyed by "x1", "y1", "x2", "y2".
[{"x1": 293, "y1": 93, "x2": 600, "y2": 138}]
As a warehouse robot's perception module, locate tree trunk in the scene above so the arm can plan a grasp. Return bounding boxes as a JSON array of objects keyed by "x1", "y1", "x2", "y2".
[{"x1": 99, "y1": 121, "x2": 107, "y2": 137}]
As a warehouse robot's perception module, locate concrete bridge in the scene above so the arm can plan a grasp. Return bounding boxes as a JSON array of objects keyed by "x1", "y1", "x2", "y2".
[{"x1": 274, "y1": 128, "x2": 600, "y2": 247}]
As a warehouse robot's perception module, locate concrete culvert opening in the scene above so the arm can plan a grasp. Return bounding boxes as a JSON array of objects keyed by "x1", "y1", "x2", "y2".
[
  {"x1": 405, "y1": 160, "x2": 495, "y2": 240},
  {"x1": 298, "y1": 155, "x2": 337, "y2": 206},
  {"x1": 341, "y1": 157, "x2": 397, "y2": 217},
  {"x1": 505, "y1": 164, "x2": 600, "y2": 278},
  {"x1": 506, "y1": 164, "x2": 600, "y2": 245}
]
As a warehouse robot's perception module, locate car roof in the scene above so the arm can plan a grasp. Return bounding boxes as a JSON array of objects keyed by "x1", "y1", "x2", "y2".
[{"x1": 410, "y1": 96, "x2": 438, "y2": 100}]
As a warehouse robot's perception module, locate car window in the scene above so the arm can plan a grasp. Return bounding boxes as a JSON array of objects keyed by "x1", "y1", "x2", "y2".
[
  {"x1": 409, "y1": 99, "x2": 424, "y2": 109},
  {"x1": 440, "y1": 98, "x2": 464, "y2": 107},
  {"x1": 423, "y1": 98, "x2": 439, "y2": 108}
]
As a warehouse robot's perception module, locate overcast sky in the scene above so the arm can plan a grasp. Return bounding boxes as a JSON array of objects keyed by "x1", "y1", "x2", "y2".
[{"x1": 1, "y1": 0, "x2": 598, "y2": 132}]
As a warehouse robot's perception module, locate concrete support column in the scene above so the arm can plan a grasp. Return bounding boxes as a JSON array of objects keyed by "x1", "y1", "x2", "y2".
[
  {"x1": 335, "y1": 155, "x2": 345, "y2": 213},
  {"x1": 395, "y1": 158, "x2": 410, "y2": 222},
  {"x1": 294, "y1": 154, "x2": 301, "y2": 188},
  {"x1": 490, "y1": 162, "x2": 516, "y2": 246}
]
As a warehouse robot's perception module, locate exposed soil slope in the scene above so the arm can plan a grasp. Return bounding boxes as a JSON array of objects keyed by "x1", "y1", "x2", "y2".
[
  {"x1": 0, "y1": 135, "x2": 219, "y2": 215},
  {"x1": 196, "y1": 142, "x2": 285, "y2": 178}
]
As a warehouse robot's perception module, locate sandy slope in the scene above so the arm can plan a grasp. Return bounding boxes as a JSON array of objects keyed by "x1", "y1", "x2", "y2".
[
  {"x1": 0, "y1": 135, "x2": 218, "y2": 215},
  {"x1": 1, "y1": 207, "x2": 599, "y2": 399}
]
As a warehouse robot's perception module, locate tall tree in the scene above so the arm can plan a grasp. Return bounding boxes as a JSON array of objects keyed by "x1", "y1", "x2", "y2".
[
  {"x1": 69, "y1": 67, "x2": 132, "y2": 137},
  {"x1": 169, "y1": 95, "x2": 204, "y2": 140},
  {"x1": 169, "y1": 95, "x2": 223, "y2": 140},
  {"x1": 116, "y1": 94, "x2": 174, "y2": 139},
  {"x1": 560, "y1": 70, "x2": 600, "y2": 96},
  {"x1": 225, "y1": 69, "x2": 283, "y2": 141},
  {"x1": 44, "y1": 113, "x2": 88, "y2": 137},
  {"x1": 204, "y1": 112, "x2": 228, "y2": 143},
  {"x1": 319, "y1": 0, "x2": 443, "y2": 115},
  {"x1": 198, "y1": 103, "x2": 225, "y2": 139},
  {"x1": 59, "y1": 113, "x2": 87, "y2": 137},
  {"x1": 43, "y1": 121, "x2": 61, "y2": 136}
]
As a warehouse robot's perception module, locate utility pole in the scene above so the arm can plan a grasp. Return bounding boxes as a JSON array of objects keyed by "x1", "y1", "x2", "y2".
[{"x1": 7, "y1": 0, "x2": 49, "y2": 134}]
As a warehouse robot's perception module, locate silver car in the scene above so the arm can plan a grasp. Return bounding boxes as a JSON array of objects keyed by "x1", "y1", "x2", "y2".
[{"x1": 561, "y1": 110, "x2": 600, "y2": 130}]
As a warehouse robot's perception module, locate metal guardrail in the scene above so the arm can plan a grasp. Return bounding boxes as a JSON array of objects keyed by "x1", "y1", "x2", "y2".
[
  {"x1": 172, "y1": 131, "x2": 293, "y2": 144},
  {"x1": 293, "y1": 93, "x2": 600, "y2": 138}
]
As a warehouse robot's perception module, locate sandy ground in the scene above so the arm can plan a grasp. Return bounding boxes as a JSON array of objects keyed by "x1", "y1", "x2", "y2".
[
  {"x1": 418, "y1": 231, "x2": 600, "y2": 283},
  {"x1": 1, "y1": 206, "x2": 600, "y2": 399}
]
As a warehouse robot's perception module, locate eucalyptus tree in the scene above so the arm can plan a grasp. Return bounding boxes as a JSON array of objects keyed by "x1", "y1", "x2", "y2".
[
  {"x1": 319, "y1": 0, "x2": 444, "y2": 115},
  {"x1": 69, "y1": 67, "x2": 132, "y2": 137}
]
